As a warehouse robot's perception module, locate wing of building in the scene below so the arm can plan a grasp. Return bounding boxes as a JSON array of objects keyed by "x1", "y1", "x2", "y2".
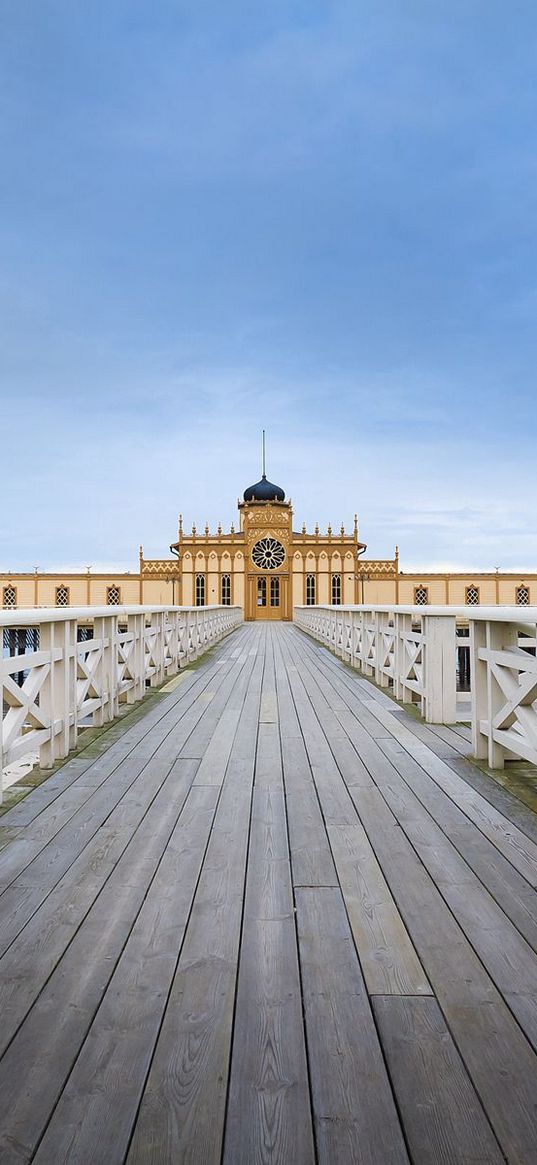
[{"x1": 1, "y1": 471, "x2": 534, "y2": 612}]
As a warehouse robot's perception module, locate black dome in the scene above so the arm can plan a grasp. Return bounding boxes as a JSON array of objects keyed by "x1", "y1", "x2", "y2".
[{"x1": 243, "y1": 474, "x2": 285, "y2": 502}]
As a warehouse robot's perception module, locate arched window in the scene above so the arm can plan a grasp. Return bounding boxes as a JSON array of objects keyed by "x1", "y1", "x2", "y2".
[
  {"x1": 56, "y1": 585, "x2": 70, "y2": 607},
  {"x1": 221, "y1": 573, "x2": 231, "y2": 605},
  {"x1": 331, "y1": 574, "x2": 342, "y2": 605},
  {"x1": 306, "y1": 574, "x2": 316, "y2": 605},
  {"x1": 270, "y1": 577, "x2": 280, "y2": 607},
  {"x1": 107, "y1": 585, "x2": 121, "y2": 605},
  {"x1": 414, "y1": 586, "x2": 429, "y2": 605},
  {"x1": 516, "y1": 585, "x2": 530, "y2": 606},
  {"x1": 3, "y1": 585, "x2": 17, "y2": 608},
  {"x1": 196, "y1": 574, "x2": 206, "y2": 606},
  {"x1": 465, "y1": 585, "x2": 480, "y2": 606}
]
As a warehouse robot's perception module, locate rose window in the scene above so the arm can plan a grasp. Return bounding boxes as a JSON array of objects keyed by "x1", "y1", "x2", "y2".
[{"x1": 252, "y1": 538, "x2": 286, "y2": 570}]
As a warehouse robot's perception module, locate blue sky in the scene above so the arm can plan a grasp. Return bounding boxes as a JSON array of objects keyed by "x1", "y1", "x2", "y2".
[{"x1": 1, "y1": 1, "x2": 536, "y2": 571}]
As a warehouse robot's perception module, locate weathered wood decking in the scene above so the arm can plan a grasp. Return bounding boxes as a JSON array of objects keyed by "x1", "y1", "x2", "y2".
[{"x1": 1, "y1": 623, "x2": 537, "y2": 1163}]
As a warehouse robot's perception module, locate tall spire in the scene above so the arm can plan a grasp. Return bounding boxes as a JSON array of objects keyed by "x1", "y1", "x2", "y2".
[{"x1": 262, "y1": 429, "x2": 266, "y2": 478}]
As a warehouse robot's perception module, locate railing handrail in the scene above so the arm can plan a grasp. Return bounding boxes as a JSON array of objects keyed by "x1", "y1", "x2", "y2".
[
  {"x1": 294, "y1": 603, "x2": 537, "y2": 770},
  {"x1": 295, "y1": 603, "x2": 537, "y2": 623},
  {"x1": 0, "y1": 604, "x2": 241, "y2": 626},
  {"x1": 1, "y1": 604, "x2": 243, "y2": 796}
]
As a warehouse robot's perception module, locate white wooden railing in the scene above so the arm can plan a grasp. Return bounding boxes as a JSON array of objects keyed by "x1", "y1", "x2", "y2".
[
  {"x1": 1, "y1": 604, "x2": 242, "y2": 798},
  {"x1": 295, "y1": 605, "x2": 537, "y2": 770}
]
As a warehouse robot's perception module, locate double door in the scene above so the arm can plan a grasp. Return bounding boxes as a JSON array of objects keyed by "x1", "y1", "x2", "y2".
[{"x1": 248, "y1": 573, "x2": 289, "y2": 620}]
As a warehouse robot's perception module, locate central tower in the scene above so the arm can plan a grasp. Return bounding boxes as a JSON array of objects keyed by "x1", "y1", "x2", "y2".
[{"x1": 239, "y1": 471, "x2": 292, "y2": 620}]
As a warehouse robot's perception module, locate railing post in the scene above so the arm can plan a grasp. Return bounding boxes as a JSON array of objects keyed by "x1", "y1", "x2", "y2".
[
  {"x1": 423, "y1": 614, "x2": 457, "y2": 724},
  {"x1": 471, "y1": 618, "x2": 519, "y2": 768},
  {"x1": 394, "y1": 612, "x2": 404, "y2": 701},
  {"x1": 375, "y1": 611, "x2": 391, "y2": 688},
  {"x1": 167, "y1": 610, "x2": 179, "y2": 675},
  {"x1": 92, "y1": 614, "x2": 116, "y2": 727},
  {"x1": 470, "y1": 619, "x2": 488, "y2": 761},
  {"x1": 178, "y1": 611, "x2": 188, "y2": 667},
  {"x1": 40, "y1": 617, "x2": 77, "y2": 768},
  {"x1": 127, "y1": 612, "x2": 145, "y2": 703},
  {"x1": 363, "y1": 609, "x2": 374, "y2": 677},
  {"x1": 149, "y1": 611, "x2": 165, "y2": 687}
]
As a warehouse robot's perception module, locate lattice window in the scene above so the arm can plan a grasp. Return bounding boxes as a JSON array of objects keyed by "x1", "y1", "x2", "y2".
[
  {"x1": 257, "y1": 577, "x2": 267, "y2": 607},
  {"x1": 107, "y1": 585, "x2": 121, "y2": 605},
  {"x1": 516, "y1": 585, "x2": 530, "y2": 606},
  {"x1": 306, "y1": 574, "x2": 316, "y2": 605},
  {"x1": 55, "y1": 585, "x2": 70, "y2": 607},
  {"x1": 251, "y1": 538, "x2": 285, "y2": 570},
  {"x1": 3, "y1": 585, "x2": 17, "y2": 608},
  {"x1": 331, "y1": 574, "x2": 342, "y2": 605},
  {"x1": 195, "y1": 574, "x2": 205, "y2": 606},
  {"x1": 270, "y1": 577, "x2": 280, "y2": 607},
  {"x1": 465, "y1": 585, "x2": 480, "y2": 606},
  {"x1": 221, "y1": 573, "x2": 231, "y2": 605},
  {"x1": 414, "y1": 586, "x2": 429, "y2": 606}
]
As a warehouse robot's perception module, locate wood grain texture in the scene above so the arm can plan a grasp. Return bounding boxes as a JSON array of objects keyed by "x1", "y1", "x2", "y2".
[
  {"x1": 2, "y1": 623, "x2": 537, "y2": 1164},
  {"x1": 32, "y1": 785, "x2": 219, "y2": 1165},
  {"x1": 223, "y1": 632, "x2": 315, "y2": 1164},
  {"x1": 296, "y1": 886, "x2": 409, "y2": 1164},
  {"x1": 373, "y1": 995, "x2": 503, "y2": 1164},
  {"x1": 280, "y1": 632, "x2": 431, "y2": 996},
  {"x1": 127, "y1": 630, "x2": 264, "y2": 1165}
]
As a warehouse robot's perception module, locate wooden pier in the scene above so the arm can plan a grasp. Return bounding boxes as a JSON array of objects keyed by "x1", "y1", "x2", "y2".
[{"x1": 1, "y1": 622, "x2": 537, "y2": 1163}]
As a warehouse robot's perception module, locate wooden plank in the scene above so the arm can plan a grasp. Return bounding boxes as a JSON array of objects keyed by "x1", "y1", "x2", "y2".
[
  {"x1": 0, "y1": 632, "x2": 255, "y2": 1162},
  {"x1": 0, "y1": 758, "x2": 199, "y2": 1061},
  {"x1": 296, "y1": 886, "x2": 409, "y2": 1164},
  {"x1": 448, "y1": 752, "x2": 537, "y2": 845},
  {"x1": 0, "y1": 770, "x2": 210, "y2": 1163},
  {"x1": 360, "y1": 699, "x2": 537, "y2": 887},
  {"x1": 284, "y1": 788, "x2": 338, "y2": 889},
  {"x1": 373, "y1": 995, "x2": 503, "y2": 1164},
  {"x1": 352, "y1": 783, "x2": 537, "y2": 1051},
  {"x1": 222, "y1": 628, "x2": 315, "y2": 1164},
  {"x1": 297, "y1": 645, "x2": 537, "y2": 1004},
  {"x1": 285, "y1": 629, "x2": 537, "y2": 1160},
  {"x1": 31, "y1": 782, "x2": 221, "y2": 1165},
  {"x1": 344, "y1": 784, "x2": 537, "y2": 1162},
  {"x1": 296, "y1": 633, "x2": 537, "y2": 953},
  {"x1": 0, "y1": 636, "x2": 241, "y2": 887},
  {"x1": 177, "y1": 631, "x2": 254, "y2": 760},
  {"x1": 0, "y1": 625, "x2": 246, "y2": 830},
  {"x1": 3, "y1": 622, "x2": 537, "y2": 1165},
  {"x1": 300, "y1": 631, "x2": 537, "y2": 886},
  {"x1": 0, "y1": 638, "x2": 253, "y2": 953},
  {"x1": 279, "y1": 632, "x2": 431, "y2": 995},
  {"x1": 296, "y1": 633, "x2": 537, "y2": 1064},
  {"x1": 127, "y1": 630, "x2": 265, "y2": 1165},
  {"x1": 378, "y1": 736, "x2": 537, "y2": 953},
  {"x1": 272, "y1": 635, "x2": 338, "y2": 887}
]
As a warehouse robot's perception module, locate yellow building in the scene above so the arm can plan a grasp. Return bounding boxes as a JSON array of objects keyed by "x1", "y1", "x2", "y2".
[{"x1": 1, "y1": 470, "x2": 535, "y2": 614}]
